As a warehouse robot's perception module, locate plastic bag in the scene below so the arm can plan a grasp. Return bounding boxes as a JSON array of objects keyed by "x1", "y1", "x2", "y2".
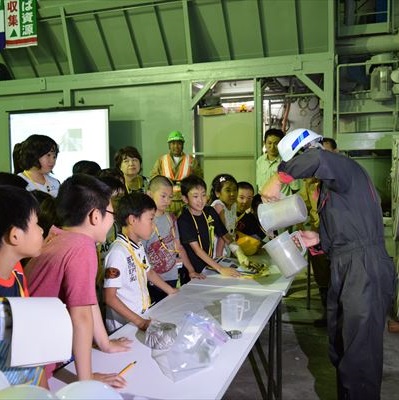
[
  {"x1": 145, "y1": 320, "x2": 177, "y2": 350},
  {"x1": 152, "y1": 311, "x2": 230, "y2": 381}
]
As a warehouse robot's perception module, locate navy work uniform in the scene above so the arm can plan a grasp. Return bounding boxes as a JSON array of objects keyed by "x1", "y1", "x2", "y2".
[{"x1": 278, "y1": 148, "x2": 395, "y2": 400}]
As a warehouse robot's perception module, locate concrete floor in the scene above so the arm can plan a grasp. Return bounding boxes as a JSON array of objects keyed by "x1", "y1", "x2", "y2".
[{"x1": 223, "y1": 272, "x2": 399, "y2": 400}]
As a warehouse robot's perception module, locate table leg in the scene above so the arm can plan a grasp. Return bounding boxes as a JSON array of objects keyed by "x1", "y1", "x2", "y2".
[
  {"x1": 276, "y1": 303, "x2": 282, "y2": 400},
  {"x1": 249, "y1": 349, "x2": 268, "y2": 399},
  {"x1": 307, "y1": 260, "x2": 311, "y2": 310},
  {"x1": 267, "y1": 312, "x2": 275, "y2": 400},
  {"x1": 248, "y1": 301, "x2": 282, "y2": 400}
]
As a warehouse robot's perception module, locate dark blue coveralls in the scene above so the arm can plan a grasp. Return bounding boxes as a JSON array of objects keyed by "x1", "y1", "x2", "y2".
[{"x1": 278, "y1": 148, "x2": 395, "y2": 400}]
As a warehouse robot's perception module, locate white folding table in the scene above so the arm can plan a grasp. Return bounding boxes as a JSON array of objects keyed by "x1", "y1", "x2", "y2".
[
  {"x1": 50, "y1": 250, "x2": 296, "y2": 399},
  {"x1": 49, "y1": 284, "x2": 282, "y2": 400}
]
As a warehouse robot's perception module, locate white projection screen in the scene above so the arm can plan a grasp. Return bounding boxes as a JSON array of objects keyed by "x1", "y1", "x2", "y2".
[{"x1": 9, "y1": 107, "x2": 109, "y2": 183}]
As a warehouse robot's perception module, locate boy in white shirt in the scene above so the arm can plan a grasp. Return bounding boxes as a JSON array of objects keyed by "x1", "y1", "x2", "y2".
[{"x1": 104, "y1": 192, "x2": 178, "y2": 333}]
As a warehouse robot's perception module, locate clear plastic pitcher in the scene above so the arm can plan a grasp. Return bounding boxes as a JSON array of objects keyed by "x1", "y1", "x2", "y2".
[
  {"x1": 264, "y1": 230, "x2": 308, "y2": 278},
  {"x1": 257, "y1": 194, "x2": 308, "y2": 232},
  {"x1": 220, "y1": 297, "x2": 245, "y2": 331},
  {"x1": 226, "y1": 294, "x2": 250, "y2": 313}
]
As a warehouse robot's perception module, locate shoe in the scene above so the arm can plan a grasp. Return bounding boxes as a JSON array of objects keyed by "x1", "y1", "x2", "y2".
[{"x1": 313, "y1": 318, "x2": 327, "y2": 328}]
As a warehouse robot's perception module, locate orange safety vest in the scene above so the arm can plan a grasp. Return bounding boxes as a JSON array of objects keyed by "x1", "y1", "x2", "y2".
[{"x1": 161, "y1": 153, "x2": 192, "y2": 183}]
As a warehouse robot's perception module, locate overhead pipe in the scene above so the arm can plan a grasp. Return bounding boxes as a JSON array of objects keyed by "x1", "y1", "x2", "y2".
[{"x1": 337, "y1": 32, "x2": 399, "y2": 55}]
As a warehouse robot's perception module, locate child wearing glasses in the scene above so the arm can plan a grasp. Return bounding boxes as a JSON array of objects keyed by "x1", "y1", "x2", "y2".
[{"x1": 26, "y1": 174, "x2": 131, "y2": 389}]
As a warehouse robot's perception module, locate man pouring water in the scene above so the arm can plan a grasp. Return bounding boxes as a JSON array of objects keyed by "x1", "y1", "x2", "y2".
[{"x1": 260, "y1": 128, "x2": 395, "y2": 400}]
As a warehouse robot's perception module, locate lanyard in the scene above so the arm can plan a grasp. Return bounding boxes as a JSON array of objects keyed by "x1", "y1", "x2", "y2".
[
  {"x1": 125, "y1": 176, "x2": 144, "y2": 194},
  {"x1": 189, "y1": 211, "x2": 214, "y2": 256},
  {"x1": 153, "y1": 214, "x2": 179, "y2": 255},
  {"x1": 12, "y1": 271, "x2": 25, "y2": 297},
  {"x1": 23, "y1": 170, "x2": 50, "y2": 193},
  {"x1": 0, "y1": 271, "x2": 26, "y2": 299},
  {"x1": 119, "y1": 235, "x2": 150, "y2": 313}
]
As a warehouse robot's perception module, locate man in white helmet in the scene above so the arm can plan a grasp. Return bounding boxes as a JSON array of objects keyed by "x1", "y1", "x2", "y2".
[
  {"x1": 151, "y1": 130, "x2": 203, "y2": 216},
  {"x1": 261, "y1": 128, "x2": 395, "y2": 400}
]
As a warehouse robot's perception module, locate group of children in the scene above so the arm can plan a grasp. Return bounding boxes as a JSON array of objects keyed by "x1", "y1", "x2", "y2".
[{"x1": 0, "y1": 134, "x2": 266, "y2": 390}]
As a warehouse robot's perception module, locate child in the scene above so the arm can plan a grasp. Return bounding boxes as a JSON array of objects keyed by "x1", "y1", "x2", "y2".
[
  {"x1": 177, "y1": 175, "x2": 245, "y2": 279},
  {"x1": 144, "y1": 176, "x2": 205, "y2": 302},
  {"x1": 17, "y1": 134, "x2": 60, "y2": 197},
  {"x1": 97, "y1": 176, "x2": 127, "y2": 268},
  {"x1": 236, "y1": 182, "x2": 266, "y2": 241},
  {"x1": 0, "y1": 185, "x2": 47, "y2": 387},
  {"x1": 209, "y1": 174, "x2": 238, "y2": 237},
  {"x1": 209, "y1": 174, "x2": 239, "y2": 257},
  {"x1": 72, "y1": 160, "x2": 101, "y2": 176},
  {"x1": 30, "y1": 190, "x2": 59, "y2": 238},
  {"x1": 0, "y1": 171, "x2": 28, "y2": 189},
  {"x1": 96, "y1": 176, "x2": 127, "y2": 317},
  {"x1": 25, "y1": 174, "x2": 131, "y2": 388},
  {"x1": 104, "y1": 192, "x2": 178, "y2": 333}
]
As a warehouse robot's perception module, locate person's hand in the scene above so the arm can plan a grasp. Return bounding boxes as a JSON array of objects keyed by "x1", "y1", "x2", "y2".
[
  {"x1": 92, "y1": 372, "x2": 126, "y2": 389},
  {"x1": 167, "y1": 287, "x2": 179, "y2": 295},
  {"x1": 260, "y1": 174, "x2": 283, "y2": 203},
  {"x1": 135, "y1": 317, "x2": 151, "y2": 331},
  {"x1": 294, "y1": 230, "x2": 320, "y2": 248},
  {"x1": 189, "y1": 271, "x2": 206, "y2": 280},
  {"x1": 219, "y1": 266, "x2": 241, "y2": 277},
  {"x1": 104, "y1": 336, "x2": 132, "y2": 352}
]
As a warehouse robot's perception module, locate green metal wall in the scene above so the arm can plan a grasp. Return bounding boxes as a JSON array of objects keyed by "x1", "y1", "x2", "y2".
[{"x1": 0, "y1": 0, "x2": 334, "y2": 176}]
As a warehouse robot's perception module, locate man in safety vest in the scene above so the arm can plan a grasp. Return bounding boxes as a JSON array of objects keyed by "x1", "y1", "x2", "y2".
[{"x1": 150, "y1": 130, "x2": 203, "y2": 216}]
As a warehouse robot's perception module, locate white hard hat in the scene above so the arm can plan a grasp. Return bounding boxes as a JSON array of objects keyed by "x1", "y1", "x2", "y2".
[{"x1": 278, "y1": 128, "x2": 323, "y2": 161}]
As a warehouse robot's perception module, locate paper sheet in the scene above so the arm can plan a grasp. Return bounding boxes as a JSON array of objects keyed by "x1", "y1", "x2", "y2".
[{"x1": 6, "y1": 297, "x2": 73, "y2": 367}]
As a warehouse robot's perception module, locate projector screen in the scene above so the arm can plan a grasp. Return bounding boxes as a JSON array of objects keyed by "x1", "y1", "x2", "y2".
[{"x1": 9, "y1": 107, "x2": 109, "y2": 183}]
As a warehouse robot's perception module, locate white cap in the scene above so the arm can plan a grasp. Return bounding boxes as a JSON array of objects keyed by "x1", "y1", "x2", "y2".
[{"x1": 278, "y1": 128, "x2": 323, "y2": 161}]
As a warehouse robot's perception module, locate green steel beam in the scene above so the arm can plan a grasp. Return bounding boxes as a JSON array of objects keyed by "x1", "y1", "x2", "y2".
[
  {"x1": 59, "y1": 6, "x2": 74, "y2": 74},
  {"x1": 254, "y1": 77, "x2": 263, "y2": 158},
  {"x1": 181, "y1": 0, "x2": 192, "y2": 64},
  {"x1": 0, "y1": 53, "x2": 334, "y2": 96},
  {"x1": 181, "y1": 80, "x2": 194, "y2": 152},
  {"x1": 62, "y1": 89, "x2": 72, "y2": 107},
  {"x1": 255, "y1": 0, "x2": 266, "y2": 56},
  {"x1": 190, "y1": 80, "x2": 218, "y2": 109},
  {"x1": 220, "y1": 0, "x2": 233, "y2": 59},
  {"x1": 322, "y1": 0, "x2": 335, "y2": 137},
  {"x1": 26, "y1": 47, "x2": 39, "y2": 78},
  {"x1": 153, "y1": 5, "x2": 170, "y2": 65},
  {"x1": 123, "y1": 10, "x2": 142, "y2": 68},
  {"x1": 322, "y1": 68, "x2": 335, "y2": 137},
  {"x1": 94, "y1": 13, "x2": 115, "y2": 70},
  {"x1": 295, "y1": 72, "x2": 324, "y2": 100}
]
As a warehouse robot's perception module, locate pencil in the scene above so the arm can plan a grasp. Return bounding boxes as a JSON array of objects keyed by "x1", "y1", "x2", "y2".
[{"x1": 118, "y1": 361, "x2": 137, "y2": 376}]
